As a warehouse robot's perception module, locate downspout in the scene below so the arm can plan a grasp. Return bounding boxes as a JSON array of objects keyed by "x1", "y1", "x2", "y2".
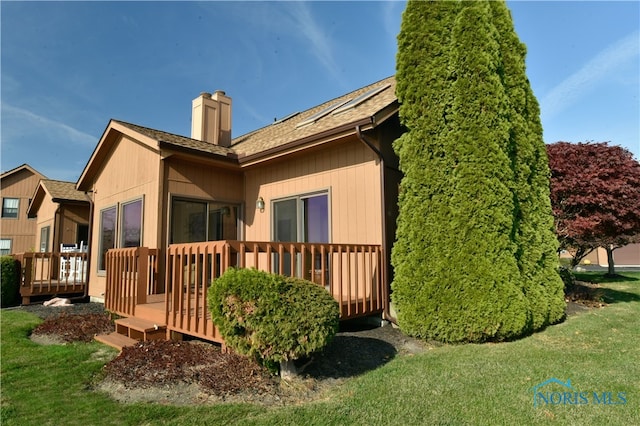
[
  {"x1": 356, "y1": 125, "x2": 395, "y2": 324},
  {"x1": 83, "y1": 190, "x2": 95, "y2": 300}
]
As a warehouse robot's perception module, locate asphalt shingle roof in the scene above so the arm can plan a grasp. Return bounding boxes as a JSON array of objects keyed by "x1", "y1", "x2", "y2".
[
  {"x1": 113, "y1": 121, "x2": 237, "y2": 157},
  {"x1": 230, "y1": 76, "x2": 397, "y2": 156},
  {"x1": 112, "y1": 76, "x2": 396, "y2": 162},
  {"x1": 41, "y1": 179, "x2": 90, "y2": 202}
]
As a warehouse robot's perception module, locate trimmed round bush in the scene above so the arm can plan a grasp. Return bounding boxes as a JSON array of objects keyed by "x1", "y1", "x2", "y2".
[
  {"x1": 1, "y1": 256, "x2": 20, "y2": 308},
  {"x1": 208, "y1": 268, "x2": 339, "y2": 365}
]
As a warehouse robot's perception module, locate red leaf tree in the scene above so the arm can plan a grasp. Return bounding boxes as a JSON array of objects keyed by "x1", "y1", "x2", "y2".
[{"x1": 547, "y1": 142, "x2": 640, "y2": 275}]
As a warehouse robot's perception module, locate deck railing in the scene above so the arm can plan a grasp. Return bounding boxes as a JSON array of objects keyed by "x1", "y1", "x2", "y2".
[
  {"x1": 164, "y1": 240, "x2": 385, "y2": 342},
  {"x1": 105, "y1": 241, "x2": 386, "y2": 343},
  {"x1": 104, "y1": 247, "x2": 159, "y2": 317},
  {"x1": 13, "y1": 251, "x2": 88, "y2": 304}
]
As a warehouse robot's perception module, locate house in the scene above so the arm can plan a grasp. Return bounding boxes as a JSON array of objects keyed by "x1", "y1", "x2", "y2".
[
  {"x1": 27, "y1": 179, "x2": 91, "y2": 252},
  {"x1": 0, "y1": 164, "x2": 46, "y2": 255},
  {"x1": 75, "y1": 76, "x2": 402, "y2": 348},
  {"x1": 583, "y1": 244, "x2": 640, "y2": 268},
  {"x1": 11, "y1": 179, "x2": 92, "y2": 304}
]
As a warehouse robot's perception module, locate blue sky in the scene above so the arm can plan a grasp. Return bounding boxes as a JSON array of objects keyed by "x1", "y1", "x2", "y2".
[{"x1": 1, "y1": 1, "x2": 638, "y2": 182}]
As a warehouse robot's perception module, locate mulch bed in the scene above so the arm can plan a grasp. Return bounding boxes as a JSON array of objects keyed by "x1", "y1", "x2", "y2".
[
  {"x1": 105, "y1": 339, "x2": 277, "y2": 396},
  {"x1": 31, "y1": 312, "x2": 114, "y2": 343}
]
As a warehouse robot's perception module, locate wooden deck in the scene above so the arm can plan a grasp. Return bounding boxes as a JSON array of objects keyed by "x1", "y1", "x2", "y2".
[
  {"x1": 99, "y1": 241, "x2": 387, "y2": 349},
  {"x1": 12, "y1": 252, "x2": 88, "y2": 304}
]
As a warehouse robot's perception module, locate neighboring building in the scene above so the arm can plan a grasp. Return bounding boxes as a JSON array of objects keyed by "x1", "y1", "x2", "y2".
[
  {"x1": 77, "y1": 76, "x2": 401, "y2": 302},
  {"x1": 27, "y1": 179, "x2": 91, "y2": 253},
  {"x1": 0, "y1": 164, "x2": 46, "y2": 254},
  {"x1": 584, "y1": 244, "x2": 640, "y2": 268}
]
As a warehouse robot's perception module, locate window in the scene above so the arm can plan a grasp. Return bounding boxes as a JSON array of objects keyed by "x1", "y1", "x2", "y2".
[
  {"x1": 121, "y1": 199, "x2": 143, "y2": 248},
  {"x1": 40, "y1": 226, "x2": 50, "y2": 252},
  {"x1": 272, "y1": 192, "x2": 329, "y2": 276},
  {"x1": 0, "y1": 239, "x2": 11, "y2": 255},
  {"x1": 170, "y1": 198, "x2": 239, "y2": 244},
  {"x1": 98, "y1": 206, "x2": 117, "y2": 270},
  {"x1": 273, "y1": 193, "x2": 329, "y2": 244},
  {"x1": 2, "y1": 198, "x2": 19, "y2": 218}
]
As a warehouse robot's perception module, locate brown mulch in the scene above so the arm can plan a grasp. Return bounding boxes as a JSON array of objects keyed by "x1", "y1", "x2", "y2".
[
  {"x1": 105, "y1": 339, "x2": 277, "y2": 396},
  {"x1": 31, "y1": 312, "x2": 114, "y2": 343},
  {"x1": 565, "y1": 280, "x2": 607, "y2": 308}
]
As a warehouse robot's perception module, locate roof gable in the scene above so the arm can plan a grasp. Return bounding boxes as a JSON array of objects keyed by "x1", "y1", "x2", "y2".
[
  {"x1": 27, "y1": 179, "x2": 90, "y2": 218},
  {"x1": 0, "y1": 163, "x2": 46, "y2": 182}
]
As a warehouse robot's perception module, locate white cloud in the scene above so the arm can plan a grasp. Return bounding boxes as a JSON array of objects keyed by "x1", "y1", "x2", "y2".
[
  {"x1": 284, "y1": 2, "x2": 343, "y2": 84},
  {"x1": 215, "y1": 2, "x2": 344, "y2": 85},
  {"x1": 541, "y1": 30, "x2": 639, "y2": 120},
  {"x1": 1, "y1": 103, "x2": 97, "y2": 146},
  {"x1": 381, "y1": 0, "x2": 404, "y2": 44}
]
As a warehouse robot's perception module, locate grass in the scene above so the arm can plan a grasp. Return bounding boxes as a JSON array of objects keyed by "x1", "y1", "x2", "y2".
[{"x1": 2, "y1": 272, "x2": 639, "y2": 425}]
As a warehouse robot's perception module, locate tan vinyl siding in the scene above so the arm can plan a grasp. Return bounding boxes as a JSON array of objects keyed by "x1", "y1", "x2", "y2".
[
  {"x1": 59, "y1": 204, "x2": 90, "y2": 247},
  {"x1": 1, "y1": 168, "x2": 43, "y2": 253},
  {"x1": 244, "y1": 137, "x2": 382, "y2": 244},
  {"x1": 585, "y1": 244, "x2": 640, "y2": 267},
  {"x1": 88, "y1": 135, "x2": 161, "y2": 299},
  {"x1": 35, "y1": 195, "x2": 57, "y2": 251},
  {"x1": 166, "y1": 159, "x2": 243, "y2": 203}
]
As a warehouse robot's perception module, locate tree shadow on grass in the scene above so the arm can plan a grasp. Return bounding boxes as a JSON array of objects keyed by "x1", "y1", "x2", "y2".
[
  {"x1": 600, "y1": 287, "x2": 640, "y2": 304},
  {"x1": 299, "y1": 334, "x2": 397, "y2": 379},
  {"x1": 569, "y1": 280, "x2": 640, "y2": 306},
  {"x1": 574, "y1": 273, "x2": 640, "y2": 284}
]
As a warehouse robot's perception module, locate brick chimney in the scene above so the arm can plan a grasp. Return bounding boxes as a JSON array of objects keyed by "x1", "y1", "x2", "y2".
[{"x1": 191, "y1": 90, "x2": 232, "y2": 147}]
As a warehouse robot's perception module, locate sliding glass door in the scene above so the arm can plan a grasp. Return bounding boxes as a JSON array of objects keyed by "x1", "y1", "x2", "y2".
[
  {"x1": 273, "y1": 192, "x2": 329, "y2": 279},
  {"x1": 170, "y1": 198, "x2": 239, "y2": 244}
]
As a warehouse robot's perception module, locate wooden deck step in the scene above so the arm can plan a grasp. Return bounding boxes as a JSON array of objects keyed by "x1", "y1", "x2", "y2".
[
  {"x1": 95, "y1": 332, "x2": 138, "y2": 351},
  {"x1": 115, "y1": 317, "x2": 167, "y2": 341}
]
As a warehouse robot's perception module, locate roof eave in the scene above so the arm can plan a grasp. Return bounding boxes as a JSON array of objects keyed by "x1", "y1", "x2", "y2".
[
  {"x1": 158, "y1": 141, "x2": 240, "y2": 164},
  {"x1": 26, "y1": 184, "x2": 46, "y2": 218}
]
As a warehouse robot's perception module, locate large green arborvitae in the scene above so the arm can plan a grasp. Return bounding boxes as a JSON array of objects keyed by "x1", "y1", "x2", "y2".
[
  {"x1": 489, "y1": 2, "x2": 566, "y2": 328},
  {"x1": 391, "y1": 0, "x2": 461, "y2": 339},
  {"x1": 392, "y1": 0, "x2": 564, "y2": 342}
]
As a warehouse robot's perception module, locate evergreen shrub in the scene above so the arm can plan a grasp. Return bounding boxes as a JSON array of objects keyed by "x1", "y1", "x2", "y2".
[
  {"x1": 208, "y1": 268, "x2": 339, "y2": 365},
  {"x1": 558, "y1": 267, "x2": 576, "y2": 293},
  {"x1": 391, "y1": 0, "x2": 565, "y2": 342},
  {"x1": 1, "y1": 256, "x2": 20, "y2": 308}
]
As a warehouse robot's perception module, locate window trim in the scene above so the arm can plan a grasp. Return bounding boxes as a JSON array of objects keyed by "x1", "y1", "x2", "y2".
[
  {"x1": 98, "y1": 205, "x2": 118, "y2": 272},
  {"x1": 271, "y1": 189, "x2": 331, "y2": 243},
  {"x1": 39, "y1": 226, "x2": 50, "y2": 252},
  {"x1": 119, "y1": 197, "x2": 144, "y2": 248}
]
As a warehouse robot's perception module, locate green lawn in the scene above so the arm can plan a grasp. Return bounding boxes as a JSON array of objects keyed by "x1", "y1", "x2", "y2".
[{"x1": 2, "y1": 272, "x2": 639, "y2": 425}]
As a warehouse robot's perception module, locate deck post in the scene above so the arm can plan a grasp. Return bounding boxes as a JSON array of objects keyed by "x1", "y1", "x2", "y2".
[
  {"x1": 136, "y1": 247, "x2": 149, "y2": 306},
  {"x1": 19, "y1": 253, "x2": 33, "y2": 305}
]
